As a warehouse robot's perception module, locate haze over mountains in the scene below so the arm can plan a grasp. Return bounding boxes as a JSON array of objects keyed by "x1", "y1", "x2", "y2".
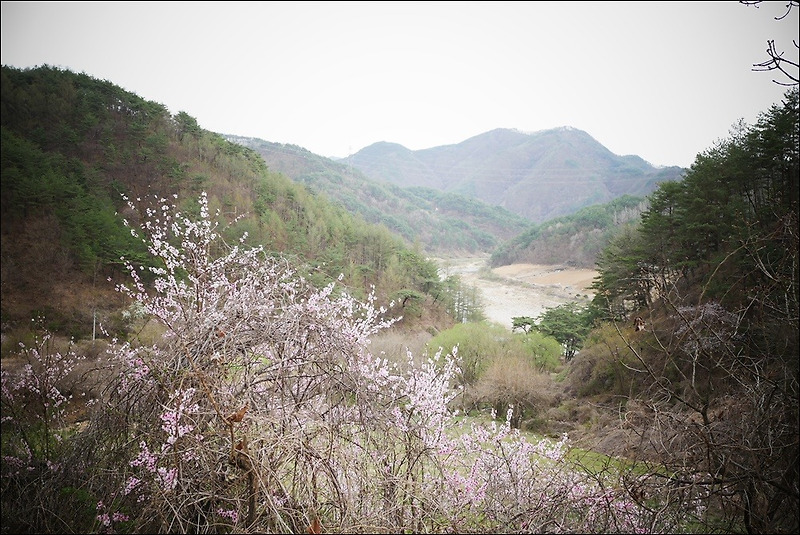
[
  {"x1": 345, "y1": 127, "x2": 685, "y2": 223},
  {"x1": 230, "y1": 127, "x2": 685, "y2": 228}
]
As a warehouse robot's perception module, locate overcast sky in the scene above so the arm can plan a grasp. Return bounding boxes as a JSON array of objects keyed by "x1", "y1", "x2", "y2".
[{"x1": 2, "y1": 1, "x2": 797, "y2": 168}]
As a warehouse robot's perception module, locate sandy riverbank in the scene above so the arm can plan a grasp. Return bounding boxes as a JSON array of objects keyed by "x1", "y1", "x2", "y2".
[{"x1": 435, "y1": 256, "x2": 597, "y2": 330}]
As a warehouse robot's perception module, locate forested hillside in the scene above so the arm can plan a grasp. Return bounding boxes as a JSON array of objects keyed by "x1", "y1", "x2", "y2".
[
  {"x1": 225, "y1": 135, "x2": 655, "y2": 268},
  {"x1": 0, "y1": 65, "x2": 466, "y2": 338},
  {"x1": 224, "y1": 135, "x2": 531, "y2": 254},
  {"x1": 570, "y1": 87, "x2": 799, "y2": 534},
  {"x1": 489, "y1": 194, "x2": 649, "y2": 268}
]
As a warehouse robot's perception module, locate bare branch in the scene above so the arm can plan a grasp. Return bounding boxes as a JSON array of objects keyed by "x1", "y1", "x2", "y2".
[
  {"x1": 752, "y1": 39, "x2": 800, "y2": 86},
  {"x1": 741, "y1": 1, "x2": 800, "y2": 86}
]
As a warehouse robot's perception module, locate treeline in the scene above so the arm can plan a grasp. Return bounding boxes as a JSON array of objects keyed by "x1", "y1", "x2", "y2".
[
  {"x1": 592, "y1": 88, "x2": 798, "y2": 326},
  {"x1": 490, "y1": 194, "x2": 649, "y2": 268},
  {"x1": 0, "y1": 65, "x2": 463, "y2": 337}
]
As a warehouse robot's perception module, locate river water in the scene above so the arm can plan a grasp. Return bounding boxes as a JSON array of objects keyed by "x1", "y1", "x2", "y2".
[{"x1": 433, "y1": 255, "x2": 597, "y2": 330}]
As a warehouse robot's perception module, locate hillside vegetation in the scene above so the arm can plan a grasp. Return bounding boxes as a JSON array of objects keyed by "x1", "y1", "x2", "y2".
[
  {"x1": 572, "y1": 87, "x2": 798, "y2": 534},
  {"x1": 224, "y1": 136, "x2": 531, "y2": 255},
  {"x1": 489, "y1": 194, "x2": 649, "y2": 268},
  {"x1": 0, "y1": 65, "x2": 467, "y2": 338}
]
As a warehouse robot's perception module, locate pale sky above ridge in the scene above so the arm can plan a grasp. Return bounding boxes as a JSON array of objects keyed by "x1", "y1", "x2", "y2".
[{"x1": 2, "y1": 1, "x2": 797, "y2": 168}]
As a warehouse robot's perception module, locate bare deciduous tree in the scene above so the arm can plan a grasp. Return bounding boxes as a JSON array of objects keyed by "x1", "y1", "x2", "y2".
[{"x1": 742, "y1": 0, "x2": 800, "y2": 86}]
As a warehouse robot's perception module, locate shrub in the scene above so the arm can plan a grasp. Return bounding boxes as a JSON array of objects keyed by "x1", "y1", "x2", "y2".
[
  {"x1": 520, "y1": 330, "x2": 563, "y2": 372},
  {"x1": 565, "y1": 323, "x2": 639, "y2": 398},
  {"x1": 472, "y1": 356, "x2": 556, "y2": 428}
]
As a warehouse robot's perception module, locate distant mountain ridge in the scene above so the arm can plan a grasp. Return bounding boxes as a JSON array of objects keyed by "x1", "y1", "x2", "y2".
[
  {"x1": 224, "y1": 135, "x2": 531, "y2": 255},
  {"x1": 347, "y1": 127, "x2": 685, "y2": 223}
]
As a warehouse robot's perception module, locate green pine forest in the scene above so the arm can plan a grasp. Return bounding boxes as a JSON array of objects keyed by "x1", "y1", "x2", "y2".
[{"x1": 0, "y1": 64, "x2": 483, "y2": 337}]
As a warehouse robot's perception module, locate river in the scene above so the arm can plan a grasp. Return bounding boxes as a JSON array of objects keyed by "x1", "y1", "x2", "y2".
[{"x1": 433, "y1": 255, "x2": 598, "y2": 330}]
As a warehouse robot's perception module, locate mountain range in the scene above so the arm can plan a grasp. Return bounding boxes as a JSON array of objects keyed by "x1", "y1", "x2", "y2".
[
  {"x1": 226, "y1": 128, "x2": 685, "y2": 256},
  {"x1": 343, "y1": 127, "x2": 685, "y2": 223}
]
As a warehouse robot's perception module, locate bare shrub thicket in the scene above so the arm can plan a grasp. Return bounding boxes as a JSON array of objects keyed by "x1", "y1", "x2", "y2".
[
  {"x1": 614, "y1": 300, "x2": 799, "y2": 533},
  {"x1": 605, "y1": 223, "x2": 800, "y2": 534},
  {"x1": 473, "y1": 356, "x2": 557, "y2": 429},
  {"x1": 2, "y1": 193, "x2": 703, "y2": 533}
]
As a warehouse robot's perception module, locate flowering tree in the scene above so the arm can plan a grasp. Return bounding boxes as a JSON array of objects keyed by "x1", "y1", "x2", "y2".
[
  {"x1": 3, "y1": 192, "x2": 696, "y2": 533},
  {"x1": 1, "y1": 325, "x2": 84, "y2": 473}
]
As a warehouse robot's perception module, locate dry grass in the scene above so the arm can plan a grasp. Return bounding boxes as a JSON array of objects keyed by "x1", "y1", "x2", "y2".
[{"x1": 368, "y1": 328, "x2": 435, "y2": 367}]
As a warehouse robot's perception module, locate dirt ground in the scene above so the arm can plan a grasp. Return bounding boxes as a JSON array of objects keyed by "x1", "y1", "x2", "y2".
[{"x1": 435, "y1": 255, "x2": 598, "y2": 330}]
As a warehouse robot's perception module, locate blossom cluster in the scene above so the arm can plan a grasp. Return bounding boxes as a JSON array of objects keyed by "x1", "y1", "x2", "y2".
[{"x1": 0, "y1": 326, "x2": 84, "y2": 474}]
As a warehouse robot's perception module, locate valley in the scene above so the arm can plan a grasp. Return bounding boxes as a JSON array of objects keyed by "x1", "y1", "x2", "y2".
[{"x1": 434, "y1": 255, "x2": 597, "y2": 330}]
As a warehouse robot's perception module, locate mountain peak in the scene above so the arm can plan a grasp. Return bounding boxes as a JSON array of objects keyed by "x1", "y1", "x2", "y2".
[{"x1": 348, "y1": 128, "x2": 684, "y2": 222}]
